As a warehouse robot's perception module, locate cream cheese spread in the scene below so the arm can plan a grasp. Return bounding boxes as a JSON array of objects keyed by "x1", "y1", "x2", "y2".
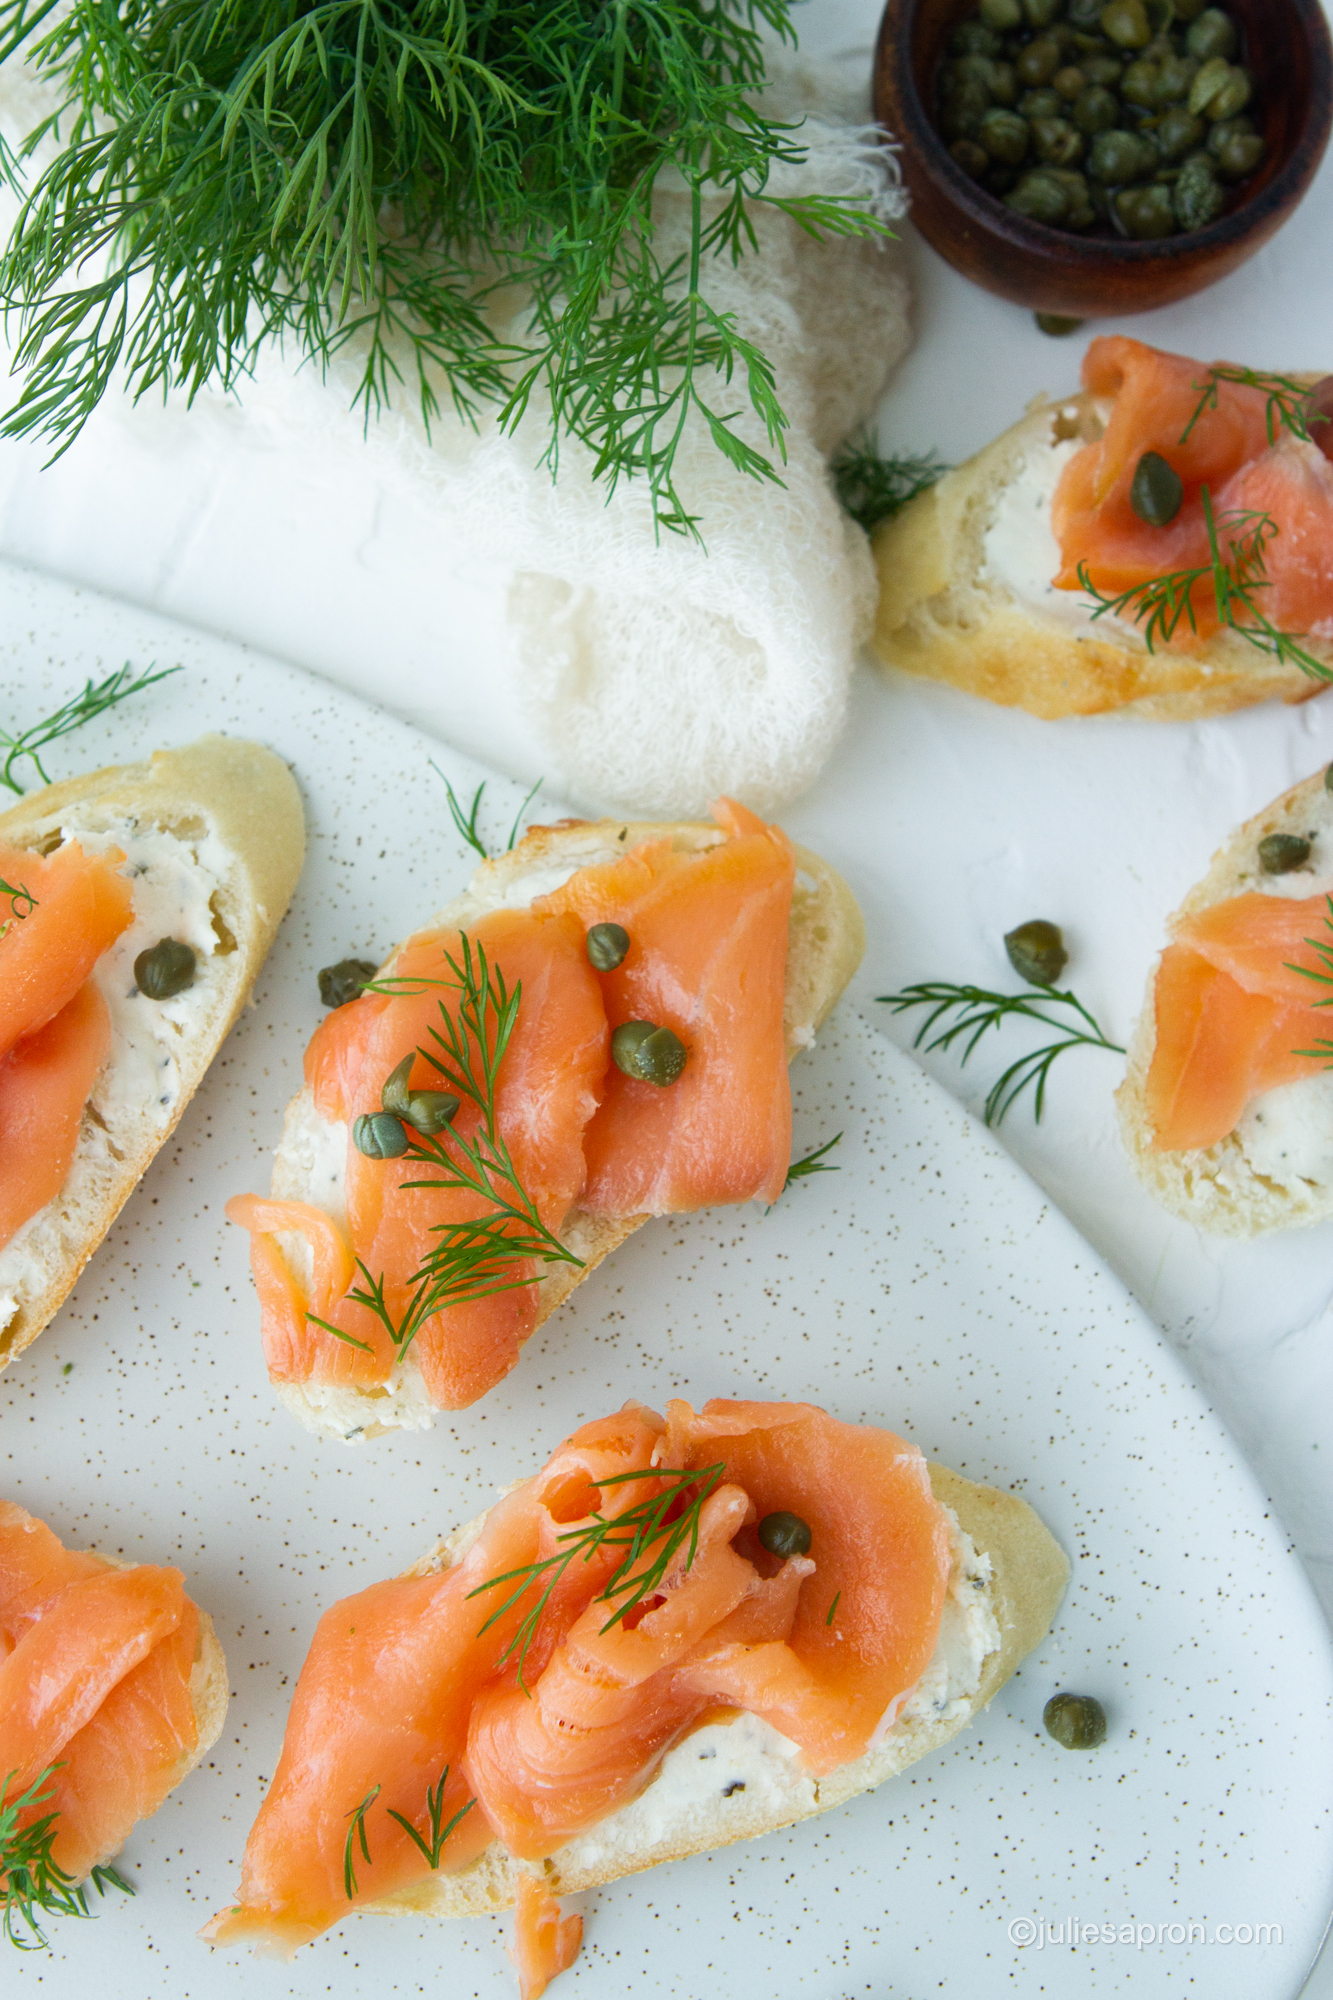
[
  {"x1": 982, "y1": 430, "x2": 1147, "y2": 648},
  {"x1": 0, "y1": 813, "x2": 228, "y2": 1337}
]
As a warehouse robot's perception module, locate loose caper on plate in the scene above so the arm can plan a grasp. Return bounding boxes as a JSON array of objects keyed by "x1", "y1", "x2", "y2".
[
  {"x1": 938, "y1": 0, "x2": 1264, "y2": 241},
  {"x1": 1044, "y1": 1692, "x2": 1107, "y2": 1748},
  {"x1": 1004, "y1": 920, "x2": 1069, "y2": 988}
]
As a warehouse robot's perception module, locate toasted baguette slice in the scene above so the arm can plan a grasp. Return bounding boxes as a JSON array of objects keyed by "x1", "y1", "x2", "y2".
[
  {"x1": 359, "y1": 1460, "x2": 1067, "y2": 1918},
  {"x1": 0, "y1": 736, "x2": 305, "y2": 1367},
  {"x1": 1119, "y1": 765, "x2": 1333, "y2": 1236},
  {"x1": 870, "y1": 381, "x2": 1328, "y2": 719},
  {"x1": 272, "y1": 818, "x2": 865, "y2": 1441}
]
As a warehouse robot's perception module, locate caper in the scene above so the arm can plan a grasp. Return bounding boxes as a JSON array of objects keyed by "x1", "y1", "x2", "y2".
[
  {"x1": 1081, "y1": 54, "x2": 1124, "y2": 86},
  {"x1": 988, "y1": 60, "x2": 1020, "y2": 106},
  {"x1": 951, "y1": 19, "x2": 1002, "y2": 55},
  {"x1": 1325, "y1": 760, "x2": 1333, "y2": 793},
  {"x1": 949, "y1": 52, "x2": 999, "y2": 88},
  {"x1": 1212, "y1": 130, "x2": 1263, "y2": 181},
  {"x1": 1004, "y1": 919, "x2": 1067, "y2": 987},
  {"x1": 941, "y1": 84, "x2": 991, "y2": 141},
  {"x1": 1023, "y1": 0, "x2": 1061, "y2": 23},
  {"x1": 611, "y1": 1020, "x2": 689, "y2": 1087},
  {"x1": 950, "y1": 137, "x2": 991, "y2": 179},
  {"x1": 134, "y1": 936, "x2": 197, "y2": 1000},
  {"x1": 380, "y1": 1051, "x2": 416, "y2": 1117},
  {"x1": 404, "y1": 1090, "x2": 461, "y2": 1137},
  {"x1": 979, "y1": 107, "x2": 1030, "y2": 164},
  {"x1": 1117, "y1": 181, "x2": 1176, "y2": 236},
  {"x1": 1120, "y1": 58, "x2": 1162, "y2": 109},
  {"x1": 1019, "y1": 86, "x2": 1063, "y2": 120},
  {"x1": 980, "y1": 0, "x2": 1023, "y2": 27},
  {"x1": 757, "y1": 1511, "x2": 813, "y2": 1558},
  {"x1": 1073, "y1": 84, "x2": 1119, "y2": 134},
  {"x1": 1188, "y1": 55, "x2": 1230, "y2": 117},
  {"x1": 1155, "y1": 104, "x2": 1205, "y2": 160},
  {"x1": 353, "y1": 1110, "x2": 410, "y2": 1160},
  {"x1": 1044, "y1": 1693, "x2": 1107, "y2": 1749},
  {"x1": 1006, "y1": 170, "x2": 1072, "y2": 225},
  {"x1": 1259, "y1": 833, "x2": 1312, "y2": 875},
  {"x1": 318, "y1": 957, "x2": 378, "y2": 1009},
  {"x1": 586, "y1": 921, "x2": 630, "y2": 971},
  {"x1": 1067, "y1": 0, "x2": 1105, "y2": 25},
  {"x1": 1032, "y1": 117, "x2": 1084, "y2": 167},
  {"x1": 1089, "y1": 127, "x2": 1156, "y2": 182},
  {"x1": 1048, "y1": 167, "x2": 1096, "y2": 227},
  {"x1": 1206, "y1": 68, "x2": 1251, "y2": 121},
  {"x1": 1053, "y1": 65, "x2": 1086, "y2": 102},
  {"x1": 1155, "y1": 52, "x2": 1199, "y2": 103},
  {"x1": 1173, "y1": 153, "x2": 1225, "y2": 228},
  {"x1": 1101, "y1": 0, "x2": 1151, "y2": 51},
  {"x1": 1035, "y1": 312, "x2": 1086, "y2": 335},
  {"x1": 1130, "y1": 450, "x2": 1184, "y2": 526},
  {"x1": 1016, "y1": 37, "x2": 1062, "y2": 86},
  {"x1": 1185, "y1": 7, "x2": 1237, "y2": 61}
]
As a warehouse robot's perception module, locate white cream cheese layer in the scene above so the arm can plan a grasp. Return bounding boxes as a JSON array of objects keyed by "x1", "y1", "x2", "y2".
[
  {"x1": 0, "y1": 815, "x2": 227, "y2": 1335},
  {"x1": 982, "y1": 428, "x2": 1146, "y2": 648},
  {"x1": 555, "y1": 1510, "x2": 1000, "y2": 1874}
]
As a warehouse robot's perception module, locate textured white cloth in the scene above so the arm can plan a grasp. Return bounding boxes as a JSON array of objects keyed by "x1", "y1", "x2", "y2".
[{"x1": 0, "y1": 45, "x2": 910, "y2": 816}]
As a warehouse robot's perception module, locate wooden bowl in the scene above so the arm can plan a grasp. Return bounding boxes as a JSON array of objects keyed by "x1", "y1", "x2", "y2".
[{"x1": 873, "y1": 0, "x2": 1333, "y2": 318}]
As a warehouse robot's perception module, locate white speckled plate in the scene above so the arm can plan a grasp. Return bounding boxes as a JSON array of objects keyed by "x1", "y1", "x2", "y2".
[{"x1": 3, "y1": 557, "x2": 1333, "y2": 2000}]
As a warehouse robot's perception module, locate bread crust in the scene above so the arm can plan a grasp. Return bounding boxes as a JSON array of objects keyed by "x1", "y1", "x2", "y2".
[
  {"x1": 359, "y1": 1460, "x2": 1068, "y2": 1919},
  {"x1": 274, "y1": 816, "x2": 866, "y2": 1439},
  {"x1": 1118, "y1": 765, "x2": 1333, "y2": 1235},
  {"x1": 0, "y1": 735, "x2": 305, "y2": 1368},
  {"x1": 870, "y1": 378, "x2": 1330, "y2": 719}
]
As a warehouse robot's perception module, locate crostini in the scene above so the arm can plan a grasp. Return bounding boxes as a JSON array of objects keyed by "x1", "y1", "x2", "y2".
[
  {"x1": 871, "y1": 337, "x2": 1333, "y2": 719},
  {"x1": 228, "y1": 803, "x2": 865, "y2": 1441},
  {"x1": 0, "y1": 1499, "x2": 227, "y2": 1941},
  {"x1": 0, "y1": 735, "x2": 305, "y2": 1370},
  {"x1": 203, "y1": 1396, "x2": 1067, "y2": 1988},
  {"x1": 1120, "y1": 763, "x2": 1333, "y2": 1235}
]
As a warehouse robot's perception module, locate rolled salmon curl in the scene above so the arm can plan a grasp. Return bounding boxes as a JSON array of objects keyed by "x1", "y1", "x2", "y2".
[
  {"x1": 509, "y1": 1874, "x2": 582, "y2": 2000},
  {"x1": 0, "y1": 839, "x2": 133, "y2": 1059}
]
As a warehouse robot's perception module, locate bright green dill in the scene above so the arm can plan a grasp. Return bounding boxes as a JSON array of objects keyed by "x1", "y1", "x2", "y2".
[
  {"x1": 1285, "y1": 896, "x2": 1333, "y2": 1061},
  {"x1": 434, "y1": 765, "x2": 542, "y2": 861},
  {"x1": 878, "y1": 980, "x2": 1123, "y2": 1127},
  {"x1": 825, "y1": 1589, "x2": 839, "y2": 1626},
  {"x1": 342, "y1": 1784, "x2": 380, "y2": 1900},
  {"x1": 468, "y1": 1460, "x2": 727, "y2": 1692},
  {"x1": 783, "y1": 1132, "x2": 841, "y2": 1188},
  {"x1": 1078, "y1": 489, "x2": 1331, "y2": 686},
  {"x1": 1, "y1": 662, "x2": 180, "y2": 793},
  {"x1": 385, "y1": 1766, "x2": 474, "y2": 1871},
  {"x1": 1181, "y1": 365, "x2": 1329, "y2": 450},
  {"x1": 0, "y1": 0, "x2": 890, "y2": 536},
  {"x1": 1, "y1": 1765, "x2": 133, "y2": 1950},
  {"x1": 307, "y1": 934, "x2": 582, "y2": 1363},
  {"x1": 829, "y1": 437, "x2": 948, "y2": 534},
  {"x1": 0, "y1": 876, "x2": 36, "y2": 941}
]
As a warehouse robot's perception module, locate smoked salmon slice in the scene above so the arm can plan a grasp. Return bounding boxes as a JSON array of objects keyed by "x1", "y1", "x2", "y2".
[
  {"x1": 1051, "y1": 337, "x2": 1333, "y2": 650},
  {"x1": 510, "y1": 1875, "x2": 582, "y2": 2000},
  {"x1": 1144, "y1": 894, "x2": 1333, "y2": 1151},
  {"x1": 0, "y1": 1502, "x2": 204, "y2": 1885},
  {"x1": 0, "y1": 982, "x2": 111, "y2": 1249},
  {"x1": 206, "y1": 1399, "x2": 951, "y2": 1972}
]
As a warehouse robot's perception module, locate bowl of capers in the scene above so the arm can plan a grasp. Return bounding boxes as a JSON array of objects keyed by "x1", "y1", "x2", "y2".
[{"x1": 873, "y1": 0, "x2": 1333, "y2": 318}]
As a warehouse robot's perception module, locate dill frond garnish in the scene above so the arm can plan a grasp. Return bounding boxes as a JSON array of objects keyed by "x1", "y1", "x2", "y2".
[
  {"x1": 878, "y1": 980, "x2": 1123, "y2": 1127},
  {"x1": 468, "y1": 1460, "x2": 727, "y2": 1692},
  {"x1": 825, "y1": 1589, "x2": 840, "y2": 1626},
  {"x1": 783, "y1": 1133, "x2": 842, "y2": 1188},
  {"x1": 1078, "y1": 489, "x2": 1331, "y2": 686},
  {"x1": 1, "y1": 662, "x2": 180, "y2": 793},
  {"x1": 1, "y1": 1765, "x2": 133, "y2": 1950},
  {"x1": 307, "y1": 934, "x2": 582, "y2": 1364},
  {"x1": 830, "y1": 437, "x2": 948, "y2": 534},
  {"x1": 342, "y1": 1784, "x2": 380, "y2": 1900},
  {"x1": 0, "y1": 0, "x2": 890, "y2": 535},
  {"x1": 0, "y1": 876, "x2": 36, "y2": 943},
  {"x1": 385, "y1": 1766, "x2": 474, "y2": 1871},
  {"x1": 1284, "y1": 896, "x2": 1333, "y2": 1062},
  {"x1": 435, "y1": 768, "x2": 543, "y2": 861},
  {"x1": 1181, "y1": 366, "x2": 1329, "y2": 450}
]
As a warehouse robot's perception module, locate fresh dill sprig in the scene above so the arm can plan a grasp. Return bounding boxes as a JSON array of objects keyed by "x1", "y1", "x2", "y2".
[
  {"x1": 0, "y1": 877, "x2": 35, "y2": 918},
  {"x1": 825, "y1": 1590, "x2": 840, "y2": 1626},
  {"x1": 1, "y1": 662, "x2": 180, "y2": 793},
  {"x1": 307, "y1": 935, "x2": 582, "y2": 1364},
  {"x1": 783, "y1": 1133, "x2": 842, "y2": 1188},
  {"x1": 1182, "y1": 365, "x2": 1329, "y2": 449},
  {"x1": 434, "y1": 767, "x2": 543, "y2": 861},
  {"x1": 829, "y1": 436, "x2": 948, "y2": 533},
  {"x1": 468, "y1": 1460, "x2": 727, "y2": 1692},
  {"x1": 385, "y1": 1766, "x2": 474, "y2": 1871},
  {"x1": 0, "y1": 0, "x2": 889, "y2": 535},
  {"x1": 1, "y1": 1765, "x2": 133, "y2": 1950},
  {"x1": 1078, "y1": 488, "x2": 1331, "y2": 685},
  {"x1": 1284, "y1": 896, "x2": 1333, "y2": 1060},
  {"x1": 342, "y1": 1785, "x2": 380, "y2": 1901},
  {"x1": 878, "y1": 980, "x2": 1123, "y2": 1127}
]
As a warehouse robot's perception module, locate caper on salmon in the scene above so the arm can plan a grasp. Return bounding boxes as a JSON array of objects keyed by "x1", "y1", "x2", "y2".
[
  {"x1": 1130, "y1": 450, "x2": 1184, "y2": 526},
  {"x1": 1044, "y1": 1692, "x2": 1107, "y2": 1748},
  {"x1": 134, "y1": 936, "x2": 196, "y2": 999},
  {"x1": 938, "y1": 0, "x2": 1264, "y2": 238},
  {"x1": 352, "y1": 1110, "x2": 411, "y2": 1160},
  {"x1": 1258, "y1": 832, "x2": 1312, "y2": 875},
  {"x1": 379, "y1": 1052, "x2": 460, "y2": 1136},
  {"x1": 757, "y1": 1511, "x2": 813, "y2": 1558},
  {"x1": 318, "y1": 957, "x2": 378, "y2": 1008},
  {"x1": 1004, "y1": 919, "x2": 1068, "y2": 987},
  {"x1": 611, "y1": 1020, "x2": 689, "y2": 1087},
  {"x1": 586, "y1": 921, "x2": 630, "y2": 972}
]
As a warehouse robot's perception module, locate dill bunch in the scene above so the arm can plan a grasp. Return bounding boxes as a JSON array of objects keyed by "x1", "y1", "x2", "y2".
[{"x1": 0, "y1": 0, "x2": 888, "y2": 534}]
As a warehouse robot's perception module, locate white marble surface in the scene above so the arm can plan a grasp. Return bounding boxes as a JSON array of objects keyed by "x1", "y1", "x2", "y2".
[{"x1": 4, "y1": 4, "x2": 1333, "y2": 1987}]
